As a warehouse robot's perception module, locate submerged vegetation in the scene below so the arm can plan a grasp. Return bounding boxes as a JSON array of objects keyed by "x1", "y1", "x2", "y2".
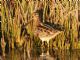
[{"x1": 0, "y1": 0, "x2": 80, "y2": 58}]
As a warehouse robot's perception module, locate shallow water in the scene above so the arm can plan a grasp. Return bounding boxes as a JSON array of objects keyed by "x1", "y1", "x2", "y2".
[{"x1": 0, "y1": 48, "x2": 80, "y2": 60}]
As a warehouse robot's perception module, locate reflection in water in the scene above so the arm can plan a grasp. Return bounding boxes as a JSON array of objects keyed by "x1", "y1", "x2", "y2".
[{"x1": 0, "y1": 48, "x2": 80, "y2": 60}]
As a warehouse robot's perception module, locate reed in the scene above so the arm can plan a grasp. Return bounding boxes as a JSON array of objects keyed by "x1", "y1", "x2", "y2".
[{"x1": 1, "y1": 0, "x2": 79, "y2": 50}]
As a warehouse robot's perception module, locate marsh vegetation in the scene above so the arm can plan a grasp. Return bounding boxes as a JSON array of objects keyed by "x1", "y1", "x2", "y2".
[{"x1": 0, "y1": 0, "x2": 80, "y2": 60}]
